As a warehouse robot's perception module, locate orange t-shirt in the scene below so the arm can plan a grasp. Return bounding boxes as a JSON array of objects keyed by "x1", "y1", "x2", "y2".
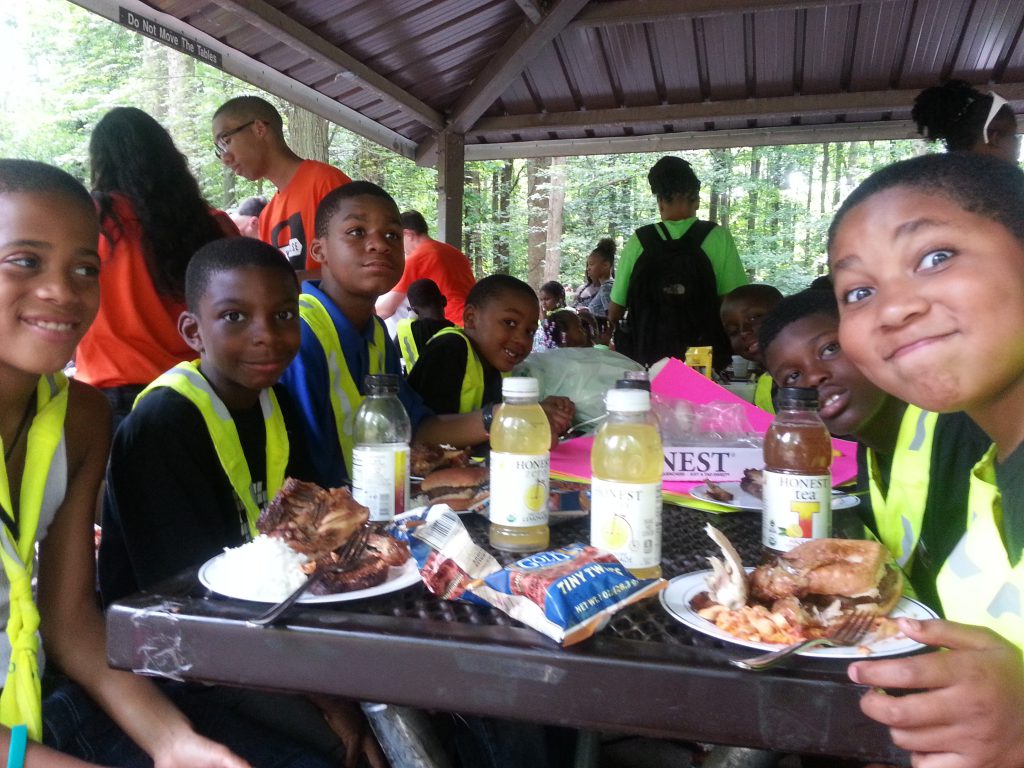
[
  {"x1": 258, "y1": 160, "x2": 351, "y2": 271},
  {"x1": 395, "y1": 238, "x2": 476, "y2": 325},
  {"x1": 75, "y1": 195, "x2": 239, "y2": 389}
]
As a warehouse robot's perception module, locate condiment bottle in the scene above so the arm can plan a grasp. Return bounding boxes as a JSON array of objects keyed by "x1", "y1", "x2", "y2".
[
  {"x1": 591, "y1": 388, "x2": 663, "y2": 579},
  {"x1": 489, "y1": 377, "x2": 550, "y2": 552},
  {"x1": 762, "y1": 386, "x2": 833, "y2": 553},
  {"x1": 352, "y1": 374, "x2": 411, "y2": 522}
]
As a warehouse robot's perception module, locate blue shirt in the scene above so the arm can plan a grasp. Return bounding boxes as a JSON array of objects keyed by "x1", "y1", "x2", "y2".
[{"x1": 280, "y1": 280, "x2": 433, "y2": 487}]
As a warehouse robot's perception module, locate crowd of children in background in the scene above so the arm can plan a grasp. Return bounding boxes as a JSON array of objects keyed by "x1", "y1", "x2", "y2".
[{"x1": 2, "y1": 77, "x2": 1024, "y2": 768}]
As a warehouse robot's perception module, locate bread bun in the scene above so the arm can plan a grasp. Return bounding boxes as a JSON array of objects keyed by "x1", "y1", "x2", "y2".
[{"x1": 420, "y1": 466, "x2": 489, "y2": 511}]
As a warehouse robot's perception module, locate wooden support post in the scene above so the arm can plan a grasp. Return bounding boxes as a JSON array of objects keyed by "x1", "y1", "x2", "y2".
[{"x1": 436, "y1": 131, "x2": 465, "y2": 249}]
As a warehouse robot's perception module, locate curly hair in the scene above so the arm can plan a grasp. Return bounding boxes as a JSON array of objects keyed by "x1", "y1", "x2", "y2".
[
  {"x1": 90, "y1": 107, "x2": 227, "y2": 300},
  {"x1": 648, "y1": 156, "x2": 701, "y2": 202},
  {"x1": 758, "y1": 288, "x2": 838, "y2": 361},
  {"x1": 911, "y1": 80, "x2": 1014, "y2": 152}
]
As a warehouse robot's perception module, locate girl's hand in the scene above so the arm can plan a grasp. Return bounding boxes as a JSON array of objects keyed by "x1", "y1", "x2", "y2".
[
  {"x1": 848, "y1": 618, "x2": 1024, "y2": 768},
  {"x1": 152, "y1": 730, "x2": 252, "y2": 768},
  {"x1": 540, "y1": 396, "x2": 575, "y2": 446}
]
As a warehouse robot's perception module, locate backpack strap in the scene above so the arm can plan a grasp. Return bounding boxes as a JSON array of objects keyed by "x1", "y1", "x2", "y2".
[{"x1": 635, "y1": 220, "x2": 717, "y2": 259}]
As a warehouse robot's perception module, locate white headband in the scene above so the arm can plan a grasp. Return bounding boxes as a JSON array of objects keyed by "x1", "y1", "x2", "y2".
[{"x1": 984, "y1": 91, "x2": 1009, "y2": 144}]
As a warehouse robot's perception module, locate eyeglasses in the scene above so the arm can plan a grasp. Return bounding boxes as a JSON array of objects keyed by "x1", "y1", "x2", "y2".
[{"x1": 214, "y1": 120, "x2": 256, "y2": 158}]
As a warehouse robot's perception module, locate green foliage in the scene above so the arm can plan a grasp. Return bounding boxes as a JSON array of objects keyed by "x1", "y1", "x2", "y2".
[{"x1": 0, "y1": 0, "x2": 927, "y2": 296}]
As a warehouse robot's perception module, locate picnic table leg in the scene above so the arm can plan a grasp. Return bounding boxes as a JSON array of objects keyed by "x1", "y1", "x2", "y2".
[{"x1": 361, "y1": 702, "x2": 454, "y2": 768}]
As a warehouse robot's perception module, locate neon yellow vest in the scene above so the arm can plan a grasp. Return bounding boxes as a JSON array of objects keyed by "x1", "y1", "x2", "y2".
[
  {"x1": 937, "y1": 445, "x2": 1024, "y2": 649},
  {"x1": 396, "y1": 318, "x2": 419, "y2": 372},
  {"x1": 754, "y1": 373, "x2": 775, "y2": 413},
  {"x1": 299, "y1": 293, "x2": 386, "y2": 475},
  {"x1": 428, "y1": 327, "x2": 485, "y2": 413},
  {"x1": 867, "y1": 405, "x2": 937, "y2": 571},
  {"x1": 136, "y1": 361, "x2": 288, "y2": 537},
  {"x1": 0, "y1": 373, "x2": 68, "y2": 741}
]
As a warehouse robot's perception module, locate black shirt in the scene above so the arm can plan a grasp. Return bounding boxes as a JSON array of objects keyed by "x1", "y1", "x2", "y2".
[
  {"x1": 409, "y1": 318, "x2": 453, "y2": 354},
  {"x1": 855, "y1": 410, "x2": 990, "y2": 614},
  {"x1": 407, "y1": 331, "x2": 503, "y2": 415},
  {"x1": 996, "y1": 439, "x2": 1024, "y2": 565},
  {"x1": 98, "y1": 383, "x2": 314, "y2": 606}
]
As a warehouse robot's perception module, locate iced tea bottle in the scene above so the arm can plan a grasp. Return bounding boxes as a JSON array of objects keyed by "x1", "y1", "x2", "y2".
[
  {"x1": 762, "y1": 386, "x2": 833, "y2": 554},
  {"x1": 489, "y1": 377, "x2": 550, "y2": 552}
]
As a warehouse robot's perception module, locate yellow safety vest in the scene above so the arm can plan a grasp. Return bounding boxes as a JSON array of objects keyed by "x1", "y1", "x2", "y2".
[
  {"x1": 0, "y1": 373, "x2": 68, "y2": 741},
  {"x1": 868, "y1": 405, "x2": 937, "y2": 570},
  {"x1": 427, "y1": 327, "x2": 485, "y2": 413},
  {"x1": 300, "y1": 293, "x2": 386, "y2": 475},
  {"x1": 396, "y1": 318, "x2": 419, "y2": 372},
  {"x1": 754, "y1": 372, "x2": 775, "y2": 413},
  {"x1": 937, "y1": 445, "x2": 1024, "y2": 649},
  {"x1": 136, "y1": 361, "x2": 288, "y2": 537}
]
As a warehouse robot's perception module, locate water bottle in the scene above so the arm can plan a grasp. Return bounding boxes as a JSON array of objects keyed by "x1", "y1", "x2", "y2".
[{"x1": 352, "y1": 374, "x2": 411, "y2": 522}]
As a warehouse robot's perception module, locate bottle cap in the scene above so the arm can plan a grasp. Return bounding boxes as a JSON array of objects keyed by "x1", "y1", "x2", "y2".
[
  {"x1": 776, "y1": 386, "x2": 819, "y2": 409},
  {"x1": 605, "y1": 388, "x2": 650, "y2": 412},
  {"x1": 364, "y1": 373, "x2": 400, "y2": 394},
  {"x1": 502, "y1": 376, "x2": 539, "y2": 398}
]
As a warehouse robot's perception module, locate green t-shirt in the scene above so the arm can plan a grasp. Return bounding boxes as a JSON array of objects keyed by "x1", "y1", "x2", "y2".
[{"x1": 609, "y1": 217, "x2": 748, "y2": 306}]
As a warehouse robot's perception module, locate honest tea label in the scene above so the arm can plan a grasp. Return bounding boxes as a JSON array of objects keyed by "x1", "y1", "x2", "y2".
[
  {"x1": 762, "y1": 470, "x2": 831, "y2": 552},
  {"x1": 489, "y1": 452, "x2": 549, "y2": 528},
  {"x1": 590, "y1": 478, "x2": 662, "y2": 569},
  {"x1": 352, "y1": 444, "x2": 410, "y2": 521}
]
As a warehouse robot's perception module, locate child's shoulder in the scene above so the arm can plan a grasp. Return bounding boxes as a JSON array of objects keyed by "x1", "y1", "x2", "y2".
[{"x1": 66, "y1": 378, "x2": 112, "y2": 470}]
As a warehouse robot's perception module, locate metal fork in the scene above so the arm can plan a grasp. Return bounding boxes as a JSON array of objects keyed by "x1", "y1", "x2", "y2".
[
  {"x1": 730, "y1": 606, "x2": 876, "y2": 670},
  {"x1": 248, "y1": 524, "x2": 373, "y2": 627}
]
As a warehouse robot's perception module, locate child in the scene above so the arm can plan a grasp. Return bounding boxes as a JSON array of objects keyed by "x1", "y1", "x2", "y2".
[
  {"x1": 99, "y1": 237, "x2": 359, "y2": 768},
  {"x1": 827, "y1": 152, "x2": 1024, "y2": 767},
  {"x1": 720, "y1": 283, "x2": 783, "y2": 412},
  {"x1": 0, "y1": 159, "x2": 249, "y2": 767},
  {"x1": 913, "y1": 79, "x2": 1020, "y2": 164},
  {"x1": 538, "y1": 280, "x2": 566, "y2": 314},
  {"x1": 545, "y1": 308, "x2": 591, "y2": 348},
  {"x1": 758, "y1": 288, "x2": 988, "y2": 611},
  {"x1": 280, "y1": 182, "x2": 567, "y2": 487},
  {"x1": 395, "y1": 278, "x2": 453, "y2": 372},
  {"x1": 408, "y1": 275, "x2": 575, "y2": 434}
]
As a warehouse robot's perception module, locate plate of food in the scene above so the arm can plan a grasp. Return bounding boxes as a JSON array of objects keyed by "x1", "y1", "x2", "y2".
[
  {"x1": 199, "y1": 478, "x2": 420, "y2": 604},
  {"x1": 690, "y1": 471, "x2": 859, "y2": 511},
  {"x1": 660, "y1": 526, "x2": 937, "y2": 658}
]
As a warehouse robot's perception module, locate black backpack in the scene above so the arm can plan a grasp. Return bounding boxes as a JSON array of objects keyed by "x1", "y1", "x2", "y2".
[{"x1": 615, "y1": 220, "x2": 732, "y2": 368}]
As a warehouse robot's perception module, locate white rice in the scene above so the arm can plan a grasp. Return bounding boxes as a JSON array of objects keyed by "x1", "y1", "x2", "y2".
[{"x1": 208, "y1": 535, "x2": 309, "y2": 601}]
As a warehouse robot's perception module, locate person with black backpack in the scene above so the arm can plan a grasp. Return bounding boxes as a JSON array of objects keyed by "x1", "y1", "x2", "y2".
[{"x1": 607, "y1": 156, "x2": 748, "y2": 370}]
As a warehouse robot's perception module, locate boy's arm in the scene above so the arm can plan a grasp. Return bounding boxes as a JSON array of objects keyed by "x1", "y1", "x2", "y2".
[{"x1": 38, "y1": 382, "x2": 250, "y2": 768}]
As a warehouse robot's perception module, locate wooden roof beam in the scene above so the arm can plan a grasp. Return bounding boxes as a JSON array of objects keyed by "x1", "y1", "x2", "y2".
[
  {"x1": 573, "y1": 0, "x2": 904, "y2": 26},
  {"x1": 473, "y1": 84, "x2": 1024, "y2": 133},
  {"x1": 207, "y1": 0, "x2": 444, "y2": 132},
  {"x1": 415, "y1": 0, "x2": 590, "y2": 166},
  {"x1": 513, "y1": 0, "x2": 544, "y2": 24}
]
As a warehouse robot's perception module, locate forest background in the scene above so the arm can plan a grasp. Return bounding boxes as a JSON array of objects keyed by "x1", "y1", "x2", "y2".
[{"x1": 0, "y1": 0, "x2": 924, "y2": 295}]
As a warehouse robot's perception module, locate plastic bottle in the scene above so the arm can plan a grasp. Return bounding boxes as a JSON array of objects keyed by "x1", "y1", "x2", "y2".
[
  {"x1": 489, "y1": 377, "x2": 550, "y2": 552},
  {"x1": 590, "y1": 388, "x2": 663, "y2": 579},
  {"x1": 352, "y1": 374, "x2": 411, "y2": 522},
  {"x1": 762, "y1": 386, "x2": 833, "y2": 554}
]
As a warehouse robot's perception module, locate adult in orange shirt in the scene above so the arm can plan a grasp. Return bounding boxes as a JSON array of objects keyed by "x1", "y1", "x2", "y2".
[
  {"x1": 212, "y1": 96, "x2": 351, "y2": 271},
  {"x1": 75, "y1": 107, "x2": 239, "y2": 428},
  {"x1": 376, "y1": 211, "x2": 476, "y2": 325}
]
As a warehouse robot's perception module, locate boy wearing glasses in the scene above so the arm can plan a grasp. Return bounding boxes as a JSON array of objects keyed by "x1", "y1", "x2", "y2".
[{"x1": 212, "y1": 96, "x2": 351, "y2": 272}]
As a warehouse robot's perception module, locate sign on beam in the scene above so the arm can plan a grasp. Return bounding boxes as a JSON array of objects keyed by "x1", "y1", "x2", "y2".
[{"x1": 118, "y1": 7, "x2": 222, "y2": 69}]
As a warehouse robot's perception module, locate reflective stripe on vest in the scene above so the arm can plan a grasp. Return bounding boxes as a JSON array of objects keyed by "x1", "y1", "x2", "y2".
[
  {"x1": 0, "y1": 373, "x2": 68, "y2": 741},
  {"x1": 136, "y1": 361, "x2": 288, "y2": 537},
  {"x1": 428, "y1": 327, "x2": 485, "y2": 413},
  {"x1": 299, "y1": 294, "x2": 386, "y2": 475},
  {"x1": 396, "y1": 318, "x2": 418, "y2": 371},
  {"x1": 937, "y1": 445, "x2": 1024, "y2": 649},
  {"x1": 868, "y1": 405, "x2": 937, "y2": 569},
  {"x1": 754, "y1": 373, "x2": 775, "y2": 413}
]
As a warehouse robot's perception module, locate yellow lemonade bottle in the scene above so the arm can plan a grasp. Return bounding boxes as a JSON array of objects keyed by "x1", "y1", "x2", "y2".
[
  {"x1": 489, "y1": 377, "x2": 551, "y2": 552},
  {"x1": 590, "y1": 388, "x2": 663, "y2": 579}
]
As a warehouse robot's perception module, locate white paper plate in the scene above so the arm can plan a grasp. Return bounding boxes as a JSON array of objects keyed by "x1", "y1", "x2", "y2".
[
  {"x1": 659, "y1": 569, "x2": 936, "y2": 658},
  {"x1": 689, "y1": 482, "x2": 860, "y2": 512}
]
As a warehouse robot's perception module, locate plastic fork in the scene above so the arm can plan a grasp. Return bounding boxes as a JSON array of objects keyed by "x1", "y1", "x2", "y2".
[
  {"x1": 730, "y1": 606, "x2": 876, "y2": 670},
  {"x1": 248, "y1": 524, "x2": 373, "y2": 627}
]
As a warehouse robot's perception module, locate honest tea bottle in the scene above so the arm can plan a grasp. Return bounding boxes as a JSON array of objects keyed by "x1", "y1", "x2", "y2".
[
  {"x1": 762, "y1": 386, "x2": 833, "y2": 554},
  {"x1": 352, "y1": 374, "x2": 411, "y2": 522},
  {"x1": 489, "y1": 377, "x2": 550, "y2": 552},
  {"x1": 590, "y1": 388, "x2": 663, "y2": 579}
]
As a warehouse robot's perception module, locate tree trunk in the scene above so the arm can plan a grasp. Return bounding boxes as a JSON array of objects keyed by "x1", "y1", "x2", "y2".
[
  {"x1": 544, "y1": 158, "x2": 566, "y2": 284},
  {"x1": 287, "y1": 106, "x2": 330, "y2": 163},
  {"x1": 526, "y1": 157, "x2": 551, "y2": 289},
  {"x1": 747, "y1": 148, "x2": 760, "y2": 235},
  {"x1": 832, "y1": 143, "x2": 845, "y2": 208},
  {"x1": 493, "y1": 160, "x2": 513, "y2": 275},
  {"x1": 819, "y1": 143, "x2": 830, "y2": 215},
  {"x1": 465, "y1": 165, "x2": 482, "y2": 273}
]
